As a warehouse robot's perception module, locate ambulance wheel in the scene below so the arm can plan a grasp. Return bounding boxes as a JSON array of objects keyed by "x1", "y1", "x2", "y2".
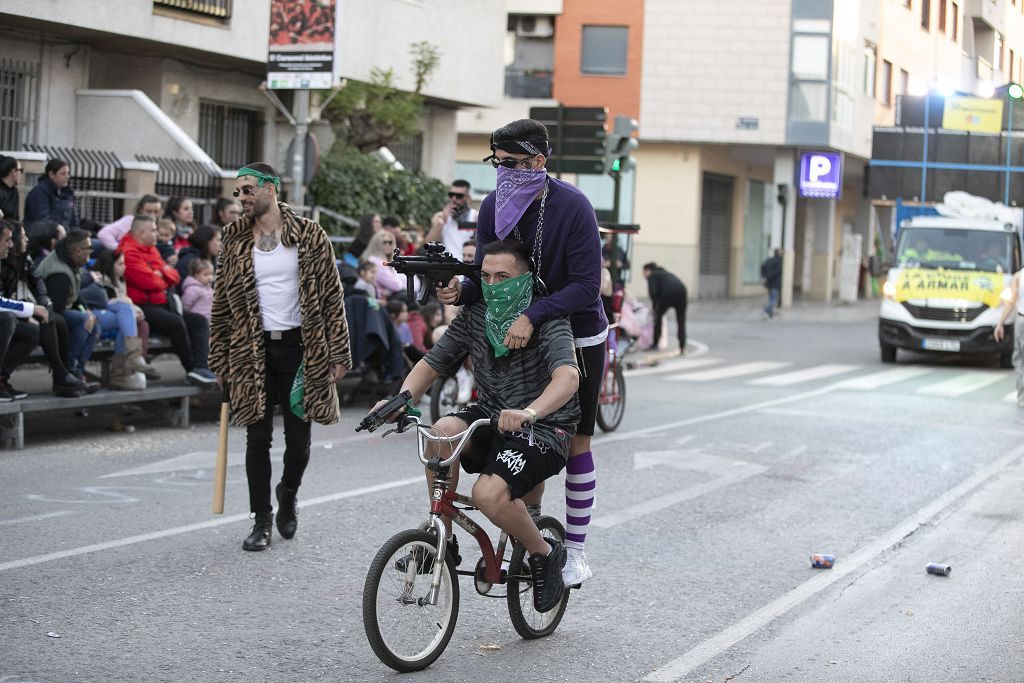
[{"x1": 880, "y1": 344, "x2": 896, "y2": 363}]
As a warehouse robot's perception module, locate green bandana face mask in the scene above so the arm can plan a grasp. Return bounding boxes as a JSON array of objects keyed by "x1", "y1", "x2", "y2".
[{"x1": 482, "y1": 272, "x2": 533, "y2": 357}]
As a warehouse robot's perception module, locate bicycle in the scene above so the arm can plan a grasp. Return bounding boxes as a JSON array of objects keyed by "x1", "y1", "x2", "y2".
[
  {"x1": 356, "y1": 392, "x2": 572, "y2": 673},
  {"x1": 596, "y1": 323, "x2": 632, "y2": 432}
]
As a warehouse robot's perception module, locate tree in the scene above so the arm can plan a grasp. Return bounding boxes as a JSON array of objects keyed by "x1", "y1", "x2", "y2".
[{"x1": 323, "y1": 41, "x2": 441, "y2": 152}]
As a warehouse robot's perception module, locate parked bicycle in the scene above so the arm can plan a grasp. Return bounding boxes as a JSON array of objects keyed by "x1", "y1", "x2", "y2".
[{"x1": 356, "y1": 393, "x2": 572, "y2": 672}]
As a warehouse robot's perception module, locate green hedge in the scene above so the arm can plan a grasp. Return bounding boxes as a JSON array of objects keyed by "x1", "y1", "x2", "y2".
[{"x1": 309, "y1": 146, "x2": 447, "y2": 235}]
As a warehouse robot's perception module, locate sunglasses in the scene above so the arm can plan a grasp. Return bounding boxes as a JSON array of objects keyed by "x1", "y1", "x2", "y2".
[
  {"x1": 482, "y1": 153, "x2": 539, "y2": 169},
  {"x1": 232, "y1": 185, "x2": 258, "y2": 197},
  {"x1": 448, "y1": 191, "x2": 466, "y2": 199}
]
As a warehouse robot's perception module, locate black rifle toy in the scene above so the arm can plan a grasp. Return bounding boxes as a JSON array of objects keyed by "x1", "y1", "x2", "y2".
[
  {"x1": 356, "y1": 390, "x2": 413, "y2": 433},
  {"x1": 386, "y1": 241, "x2": 479, "y2": 306}
]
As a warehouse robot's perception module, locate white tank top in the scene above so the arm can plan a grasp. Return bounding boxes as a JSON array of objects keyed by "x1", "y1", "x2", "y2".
[{"x1": 253, "y1": 243, "x2": 302, "y2": 330}]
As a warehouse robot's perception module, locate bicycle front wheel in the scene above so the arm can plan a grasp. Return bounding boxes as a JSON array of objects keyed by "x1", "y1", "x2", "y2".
[
  {"x1": 596, "y1": 362, "x2": 626, "y2": 432},
  {"x1": 507, "y1": 515, "x2": 570, "y2": 639},
  {"x1": 363, "y1": 529, "x2": 460, "y2": 672},
  {"x1": 429, "y1": 375, "x2": 460, "y2": 423}
]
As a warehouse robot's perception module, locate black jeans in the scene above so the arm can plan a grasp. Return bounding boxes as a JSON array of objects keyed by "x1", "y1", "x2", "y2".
[
  {"x1": 38, "y1": 314, "x2": 72, "y2": 379},
  {"x1": 652, "y1": 295, "x2": 688, "y2": 350},
  {"x1": 0, "y1": 314, "x2": 40, "y2": 378},
  {"x1": 139, "y1": 304, "x2": 210, "y2": 372},
  {"x1": 245, "y1": 336, "x2": 312, "y2": 515}
]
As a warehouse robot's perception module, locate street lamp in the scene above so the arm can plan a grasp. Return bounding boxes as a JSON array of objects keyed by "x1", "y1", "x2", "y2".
[{"x1": 1005, "y1": 83, "x2": 1023, "y2": 205}]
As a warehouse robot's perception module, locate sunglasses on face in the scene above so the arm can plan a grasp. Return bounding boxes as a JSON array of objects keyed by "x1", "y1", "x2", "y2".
[
  {"x1": 448, "y1": 192, "x2": 466, "y2": 199},
  {"x1": 482, "y1": 153, "x2": 539, "y2": 169},
  {"x1": 232, "y1": 185, "x2": 258, "y2": 197}
]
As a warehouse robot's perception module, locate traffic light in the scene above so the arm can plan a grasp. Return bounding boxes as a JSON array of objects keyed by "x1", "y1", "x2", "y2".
[
  {"x1": 1010, "y1": 82, "x2": 1024, "y2": 99},
  {"x1": 529, "y1": 106, "x2": 608, "y2": 175},
  {"x1": 605, "y1": 114, "x2": 639, "y2": 176}
]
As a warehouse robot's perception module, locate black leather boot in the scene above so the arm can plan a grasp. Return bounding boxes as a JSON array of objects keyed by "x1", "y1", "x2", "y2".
[
  {"x1": 275, "y1": 483, "x2": 298, "y2": 539},
  {"x1": 242, "y1": 513, "x2": 273, "y2": 551}
]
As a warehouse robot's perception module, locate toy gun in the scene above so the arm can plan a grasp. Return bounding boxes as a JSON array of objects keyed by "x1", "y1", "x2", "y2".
[
  {"x1": 387, "y1": 241, "x2": 479, "y2": 305},
  {"x1": 356, "y1": 390, "x2": 414, "y2": 433}
]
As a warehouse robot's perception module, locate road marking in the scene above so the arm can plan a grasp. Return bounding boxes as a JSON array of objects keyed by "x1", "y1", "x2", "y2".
[
  {"x1": 643, "y1": 441, "x2": 1024, "y2": 682},
  {"x1": 666, "y1": 361, "x2": 792, "y2": 382},
  {"x1": 1004, "y1": 390, "x2": 1019, "y2": 403},
  {"x1": 0, "y1": 477, "x2": 423, "y2": 573},
  {"x1": 834, "y1": 367, "x2": 932, "y2": 390},
  {"x1": 915, "y1": 371, "x2": 1004, "y2": 397},
  {"x1": 0, "y1": 511, "x2": 72, "y2": 527},
  {"x1": 747, "y1": 364, "x2": 860, "y2": 387},
  {"x1": 625, "y1": 357, "x2": 722, "y2": 378}
]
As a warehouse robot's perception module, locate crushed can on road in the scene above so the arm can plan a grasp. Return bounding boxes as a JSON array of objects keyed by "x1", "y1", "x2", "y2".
[
  {"x1": 926, "y1": 563, "x2": 952, "y2": 576},
  {"x1": 810, "y1": 553, "x2": 835, "y2": 569}
]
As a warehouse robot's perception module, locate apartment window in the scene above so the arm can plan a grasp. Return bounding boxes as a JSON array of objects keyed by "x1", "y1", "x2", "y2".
[
  {"x1": 899, "y1": 68, "x2": 909, "y2": 96},
  {"x1": 863, "y1": 42, "x2": 877, "y2": 97},
  {"x1": 153, "y1": 0, "x2": 230, "y2": 18},
  {"x1": 881, "y1": 59, "x2": 893, "y2": 105},
  {"x1": 921, "y1": 0, "x2": 930, "y2": 30},
  {"x1": 198, "y1": 101, "x2": 263, "y2": 169},
  {"x1": 938, "y1": 0, "x2": 947, "y2": 33},
  {"x1": 580, "y1": 25, "x2": 628, "y2": 75},
  {"x1": 951, "y1": 3, "x2": 959, "y2": 41},
  {"x1": 0, "y1": 58, "x2": 39, "y2": 150}
]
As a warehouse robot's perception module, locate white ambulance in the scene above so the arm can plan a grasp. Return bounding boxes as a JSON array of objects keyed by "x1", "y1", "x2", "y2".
[{"x1": 879, "y1": 216, "x2": 1021, "y2": 366}]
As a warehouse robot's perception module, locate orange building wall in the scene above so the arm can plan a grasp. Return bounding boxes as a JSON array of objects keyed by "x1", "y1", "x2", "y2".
[{"x1": 552, "y1": 0, "x2": 644, "y2": 123}]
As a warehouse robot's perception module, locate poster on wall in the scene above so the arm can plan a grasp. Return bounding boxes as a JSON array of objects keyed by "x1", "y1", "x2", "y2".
[{"x1": 267, "y1": 0, "x2": 338, "y2": 89}]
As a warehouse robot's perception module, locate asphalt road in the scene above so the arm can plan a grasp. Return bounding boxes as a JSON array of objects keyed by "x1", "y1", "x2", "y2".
[{"x1": 2, "y1": 300, "x2": 1022, "y2": 682}]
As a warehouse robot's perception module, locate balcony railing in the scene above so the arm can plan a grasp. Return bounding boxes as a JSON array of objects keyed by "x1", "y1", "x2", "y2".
[
  {"x1": 153, "y1": 0, "x2": 230, "y2": 19},
  {"x1": 504, "y1": 68, "x2": 553, "y2": 99}
]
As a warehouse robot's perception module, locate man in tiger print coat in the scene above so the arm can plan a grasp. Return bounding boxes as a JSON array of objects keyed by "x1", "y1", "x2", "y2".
[{"x1": 210, "y1": 162, "x2": 352, "y2": 552}]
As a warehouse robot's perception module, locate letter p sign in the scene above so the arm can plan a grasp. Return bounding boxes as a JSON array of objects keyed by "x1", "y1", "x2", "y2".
[{"x1": 799, "y1": 151, "x2": 842, "y2": 199}]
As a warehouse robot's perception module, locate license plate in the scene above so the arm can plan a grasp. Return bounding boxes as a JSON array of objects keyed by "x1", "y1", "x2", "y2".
[{"x1": 923, "y1": 338, "x2": 961, "y2": 352}]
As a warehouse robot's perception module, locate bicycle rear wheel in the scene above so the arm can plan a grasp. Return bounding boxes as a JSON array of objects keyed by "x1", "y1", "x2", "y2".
[
  {"x1": 429, "y1": 375, "x2": 460, "y2": 423},
  {"x1": 596, "y1": 362, "x2": 626, "y2": 432},
  {"x1": 507, "y1": 515, "x2": 570, "y2": 639},
  {"x1": 363, "y1": 529, "x2": 460, "y2": 672}
]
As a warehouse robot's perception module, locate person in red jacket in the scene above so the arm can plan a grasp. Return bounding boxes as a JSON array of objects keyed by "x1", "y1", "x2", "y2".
[{"x1": 119, "y1": 214, "x2": 216, "y2": 387}]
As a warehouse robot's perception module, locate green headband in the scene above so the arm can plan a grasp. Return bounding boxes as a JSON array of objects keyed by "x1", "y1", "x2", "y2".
[{"x1": 236, "y1": 167, "x2": 281, "y2": 191}]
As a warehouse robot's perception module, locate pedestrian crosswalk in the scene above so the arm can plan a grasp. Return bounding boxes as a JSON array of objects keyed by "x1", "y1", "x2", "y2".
[{"x1": 647, "y1": 356, "x2": 1017, "y2": 402}]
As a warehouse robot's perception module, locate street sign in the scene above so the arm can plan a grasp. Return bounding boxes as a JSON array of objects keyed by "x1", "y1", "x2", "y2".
[{"x1": 798, "y1": 151, "x2": 843, "y2": 199}]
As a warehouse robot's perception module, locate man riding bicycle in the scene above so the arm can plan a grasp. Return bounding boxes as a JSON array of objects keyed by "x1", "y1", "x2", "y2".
[{"x1": 371, "y1": 238, "x2": 580, "y2": 612}]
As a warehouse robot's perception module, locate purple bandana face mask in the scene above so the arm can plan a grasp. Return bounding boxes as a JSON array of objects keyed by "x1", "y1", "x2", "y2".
[{"x1": 493, "y1": 165, "x2": 547, "y2": 239}]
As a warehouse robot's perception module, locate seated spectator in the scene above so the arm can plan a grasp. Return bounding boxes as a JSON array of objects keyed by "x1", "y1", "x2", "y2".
[
  {"x1": 119, "y1": 214, "x2": 216, "y2": 387},
  {"x1": 353, "y1": 260, "x2": 378, "y2": 300},
  {"x1": 213, "y1": 197, "x2": 242, "y2": 228},
  {"x1": 387, "y1": 298, "x2": 423, "y2": 365},
  {"x1": 344, "y1": 212, "x2": 381, "y2": 267},
  {"x1": 0, "y1": 221, "x2": 46, "y2": 400},
  {"x1": 97, "y1": 194, "x2": 163, "y2": 252},
  {"x1": 181, "y1": 258, "x2": 213, "y2": 321},
  {"x1": 0, "y1": 156, "x2": 23, "y2": 221},
  {"x1": 360, "y1": 230, "x2": 409, "y2": 298},
  {"x1": 24, "y1": 158, "x2": 80, "y2": 232},
  {"x1": 34, "y1": 230, "x2": 102, "y2": 393},
  {"x1": 163, "y1": 196, "x2": 195, "y2": 251},
  {"x1": 175, "y1": 224, "x2": 221, "y2": 286},
  {"x1": 156, "y1": 218, "x2": 179, "y2": 265},
  {"x1": 92, "y1": 249, "x2": 159, "y2": 380},
  {"x1": 405, "y1": 299, "x2": 428, "y2": 354},
  {"x1": 28, "y1": 222, "x2": 64, "y2": 262},
  {"x1": 0, "y1": 220, "x2": 89, "y2": 397},
  {"x1": 382, "y1": 215, "x2": 415, "y2": 256},
  {"x1": 421, "y1": 301, "x2": 444, "y2": 349}
]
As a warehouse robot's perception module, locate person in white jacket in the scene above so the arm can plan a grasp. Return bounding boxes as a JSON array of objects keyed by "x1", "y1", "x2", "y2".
[
  {"x1": 0, "y1": 221, "x2": 50, "y2": 400},
  {"x1": 96, "y1": 195, "x2": 162, "y2": 251}
]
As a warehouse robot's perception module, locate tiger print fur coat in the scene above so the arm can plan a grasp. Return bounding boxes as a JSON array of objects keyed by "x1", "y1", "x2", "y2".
[{"x1": 209, "y1": 202, "x2": 352, "y2": 426}]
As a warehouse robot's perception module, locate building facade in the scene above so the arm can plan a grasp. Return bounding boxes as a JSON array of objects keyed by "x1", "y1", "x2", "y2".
[{"x1": 1, "y1": 0, "x2": 504, "y2": 220}]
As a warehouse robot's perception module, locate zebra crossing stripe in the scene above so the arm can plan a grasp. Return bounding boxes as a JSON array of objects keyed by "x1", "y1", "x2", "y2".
[
  {"x1": 748, "y1": 364, "x2": 861, "y2": 387},
  {"x1": 1003, "y1": 391, "x2": 1018, "y2": 403},
  {"x1": 667, "y1": 361, "x2": 792, "y2": 382},
  {"x1": 625, "y1": 357, "x2": 722, "y2": 378},
  {"x1": 835, "y1": 367, "x2": 932, "y2": 390},
  {"x1": 915, "y1": 372, "x2": 1004, "y2": 397}
]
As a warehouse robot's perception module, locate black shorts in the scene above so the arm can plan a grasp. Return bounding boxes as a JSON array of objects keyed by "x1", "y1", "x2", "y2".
[
  {"x1": 452, "y1": 404, "x2": 567, "y2": 500},
  {"x1": 575, "y1": 342, "x2": 605, "y2": 437}
]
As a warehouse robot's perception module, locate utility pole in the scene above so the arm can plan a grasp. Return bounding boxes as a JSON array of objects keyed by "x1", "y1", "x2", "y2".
[{"x1": 290, "y1": 90, "x2": 310, "y2": 209}]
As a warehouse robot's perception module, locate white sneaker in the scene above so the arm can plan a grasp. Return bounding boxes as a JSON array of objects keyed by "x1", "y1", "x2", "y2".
[
  {"x1": 455, "y1": 367, "x2": 473, "y2": 403},
  {"x1": 561, "y1": 546, "x2": 593, "y2": 586}
]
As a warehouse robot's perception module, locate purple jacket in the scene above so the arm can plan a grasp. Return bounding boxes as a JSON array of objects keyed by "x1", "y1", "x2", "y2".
[{"x1": 460, "y1": 177, "x2": 607, "y2": 340}]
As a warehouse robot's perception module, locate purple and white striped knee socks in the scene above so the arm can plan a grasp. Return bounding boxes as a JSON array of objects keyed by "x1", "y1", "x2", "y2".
[{"x1": 565, "y1": 451, "x2": 595, "y2": 550}]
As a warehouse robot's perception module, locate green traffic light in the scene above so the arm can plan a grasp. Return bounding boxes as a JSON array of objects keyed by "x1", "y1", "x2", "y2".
[
  {"x1": 611, "y1": 158, "x2": 621, "y2": 172},
  {"x1": 1010, "y1": 83, "x2": 1024, "y2": 100}
]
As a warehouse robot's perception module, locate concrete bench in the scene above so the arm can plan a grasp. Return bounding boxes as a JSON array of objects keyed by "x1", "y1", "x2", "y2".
[{"x1": 0, "y1": 384, "x2": 204, "y2": 450}]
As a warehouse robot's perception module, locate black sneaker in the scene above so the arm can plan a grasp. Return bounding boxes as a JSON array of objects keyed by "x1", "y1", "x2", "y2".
[
  {"x1": 0, "y1": 380, "x2": 13, "y2": 402},
  {"x1": 242, "y1": 513, "x2": 273, "y2": 551},
  {"x1": 275, "y1": 482, "x2": 298, "y2": 539},
  {"x1": 395, "y1": 534, "x2": 461, "y2": 574},
  {"x1": 53, "y1": 374, "x2": 86, "y2": 398},
  {"x1": 528, "y1": 538, "x2": 566, "y2": 613},
  {"x1": 5, "y1": 381, "x2": 28, "y2": 400}
]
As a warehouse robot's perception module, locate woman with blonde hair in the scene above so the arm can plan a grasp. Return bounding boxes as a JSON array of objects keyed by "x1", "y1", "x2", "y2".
[{"x1": 360, "y1": 229, "x2": 409, "y2": 298}]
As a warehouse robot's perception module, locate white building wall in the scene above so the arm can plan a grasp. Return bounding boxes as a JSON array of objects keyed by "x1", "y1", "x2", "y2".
[{"x1": 640, "y1": 0, "x2": 791, "y2": 145}]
